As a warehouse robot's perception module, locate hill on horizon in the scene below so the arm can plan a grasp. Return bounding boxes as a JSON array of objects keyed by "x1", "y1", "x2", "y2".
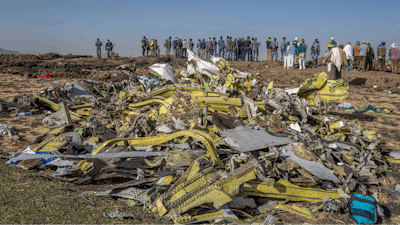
[{"x1": 0, "y1": 48, "x2": 21, "y2": 55}]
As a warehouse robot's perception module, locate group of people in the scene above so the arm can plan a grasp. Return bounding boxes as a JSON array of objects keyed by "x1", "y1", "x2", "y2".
[
  {"x1": 95, "y1": 39, "x2": 113, "y2": 59},
  {"x1": 141, "y1": 37, "x2": 161, "y2": 57}
]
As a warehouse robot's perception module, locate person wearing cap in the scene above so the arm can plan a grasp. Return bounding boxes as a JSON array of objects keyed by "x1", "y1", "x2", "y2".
[
  {"x1": 292, "y1": 37, "x2": 299, "y2": 61},
  {"x1": 343, "y1": 42, "x2": 354, "y2": 67},
  {"x1": 266, "y1": 37, "x2": 272, "y2": 61},
  {"x1": 141, "y1": 36, "x2": 147, "y2": 56},
  {"x1": 95, "y1": 38, "x2": 102, "y2": 59},
  {"x1": 377, "y1": 42, "x2": 387, "y2": 71},
  {"x1": 353, "y1": 41, "x2": 361, "y2": 70},
  {"x1": 311, "y1": 39, "x2": 320, "y2": 67},
  {"x1": 389, "y1": 43, "x2": 400, "y2": 74},
  {"x1": 359, "y1": 40, "x2": 369, "y2": 72},
  {"x1": 271, "y1": 38, "x2": 279, "y2": 61},
  {"x1": 325, "y1": 44, "x2": 349, "y2": 80},
  {"x1": 328, "y1": 37, "x2": 337, "y2": 52},
  {"x1": 218, "y1": 36, "x2": 225, "y2": 58},
  {"x1": 366, "y1": 41, "x2": 375, "y2": 71},
  {"x1": 182, "y1": 38, "x2": 187, "y2": 58},
  {"x1": 280, "y1": 37, "x2": 287, "y2": 61},
  {"x1": 167, "y1": 36, "x2": 172, "y2": 57}
]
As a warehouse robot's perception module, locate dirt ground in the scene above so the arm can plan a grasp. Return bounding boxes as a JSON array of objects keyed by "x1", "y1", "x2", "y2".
[{"x1": 1, "y1": 53, "x2": 400, "y2": 224}]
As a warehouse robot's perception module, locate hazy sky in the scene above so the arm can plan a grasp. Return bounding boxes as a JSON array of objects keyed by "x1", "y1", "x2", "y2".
[{"x1": 1, "y1": 0, "x2": 399, "y2": 59}]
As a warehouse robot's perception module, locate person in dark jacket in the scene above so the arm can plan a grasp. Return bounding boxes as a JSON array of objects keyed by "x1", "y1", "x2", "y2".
[
  {"x1": 173, "y1": 37, "x2": 178, "y2": 58},
  {"x1": 189, "y1": 39, "x2": 194, "y2": 52},
  {"x1": 243, "y1": 37, "x2": 251, "y2": 61},
  {"x1": 201, "y1": 38, "x2": 206, "y2": 58},
  {"x1": 238, "y1": 38, "x2": 243, "y2": 61},
  {"x1": 218, "y1": 36, "x2": 225, "y2": 58},
  {"x1": 141, "y1": 36, "x2": 147, "y2": 56},
  {"x1": 213, "y1": 37, "x2": 217, "y2": 57},
  {"x1": 95, "y1": 38, "x2": 102, "y2": 59},
  {"x1": 153, "y1": 39, "x2": 158, "y2": 57},
  {"x1": 366, "y1": 41, "x2": 375, "y2": 71}
]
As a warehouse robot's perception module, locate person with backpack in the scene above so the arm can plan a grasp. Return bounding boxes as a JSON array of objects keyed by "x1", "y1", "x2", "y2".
[
  {"x1": 389, "y1": 43, "x2": 400, "y2": 74},
  {"x1": 377, "y1": 42, "x2": 387, "y2": 71},
  {"x1": 311, "y1": 39, "x2": 320, "y2": 67},
  {"x1": 271, "y1": 38, "x2": 279, "y2": 61}
]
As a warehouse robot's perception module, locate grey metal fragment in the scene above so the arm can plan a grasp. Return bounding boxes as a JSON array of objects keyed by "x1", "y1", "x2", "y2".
[
  {"x1": 8, "y1": 151, "x2": 169, "y2": 163},
  {"x1": 279, "y1": 143, "x2": 340, "y2": 183},
  {"x1": 220, "y1": 126, "x2": 293, "y2": 152},
  {"x1": 70, "y1": 81, "x2": 95, "y2": 101},
  {"x1": 104, "y1": 210, "x2": 139, "y2": 220}
]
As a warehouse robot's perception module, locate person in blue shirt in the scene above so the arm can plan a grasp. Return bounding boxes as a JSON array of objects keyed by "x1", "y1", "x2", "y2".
[
  {"x1": 311, "y1": 39, "x2": 320, "y2": 67},
  {"x1": 297, "y1": 42, "x2": 306, "y2": 69},
  {"x1": 243, "y1": 37, "x2": 251, "y2": 61},
  {"x1": 287, "y1": 42, "x2": 296, "y2": 69},
  {"x1": 266, "y1": 37, "x2": 272, "y2": 60},
  {"x1": 95, "y1": 38, "x2": 102, "y2": 59},
  {"x1": 218, "y1": 37, "x2": 225, "y2": 58},
  {"x1": 271, "y1": 38, "x2": 278, "y2": 61}
]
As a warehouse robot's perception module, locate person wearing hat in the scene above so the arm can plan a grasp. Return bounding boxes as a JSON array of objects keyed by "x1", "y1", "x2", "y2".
[
  {"x1": 141, "y1": 36, "x2": 147, "y2": 56},
  {"x1": 377, "y1": 42, "x2": 387, "y2": 71},
  {"x1": 311, "y1": 39, "x2": 320, "y2": 67},
  {"x1": 105, "y1": 39, "x2": 113, "y2": 58},
  {"x1": 95, "y1": 38, "x2": 102, "y2": 59},
  {"x1": 328, "y1": 37, "x2": 337, "y2": 52},
  {"x1": 266, "y1": 37, "x2": 272, "y2": 61},
  {"x1": 324, "y1": 44, "x2": 349, "y2": 80},
  {"x1": 389, "y1": 43, "x2": 400, "y2": 74},
  {"x1": 343, "y1": 42, "x2": 354, "y2": 67},
  {"x1": 353, "y1": 41, "x2": 361, "y2": 70}
]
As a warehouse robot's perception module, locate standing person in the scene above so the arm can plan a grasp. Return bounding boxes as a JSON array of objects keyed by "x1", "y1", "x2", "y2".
[
  {"x1": 146, "y1": 38, "x2": 150, "y2": 56},
  {"x1": 95, "y1": 38, "x2": 102, "y2": 59},
  {"x1": 167, "y1": 36, "x2": 172, "y2": 57},
  {"x1": 150, "y1": 39, "x2": 154, "y2": 56},
  {"x1": 343, "y1": 42, "x2": 354, "y2": 67},
  {"x1": 239, "y1": 38, "x2": 244, "y2": 61},
  {"x1": 377, "y1": 42, "x2": 387, "y2": 71},
  {"x1": 233, "y1": 38, "x2": 238, "y2": 61},
  {"x1": 189, "y1": 39, "x2": 194, "y2": 52},
  {"x1": 266, "y1": 37, "x2": 272, "y2": 60},
  {"x1": 173, "y1": 38, "x2": 178, "y2": 58},
  {"x1": 154, "y1": 39, "x2": 158, "y2": 57},
  {"x1": 201, "y1": 38, "x2": 206, "y2": 58},
  {"x1": 105, "y1": 39, "x2": 113, "y2": 58},
  {"x1": 206, "y1": 38, "x2": 213, "y2": 59},
  {"x1": 182, "y1": 38, "x2": 187, "y2": 58},
  {"x1": 288, "y1": 42, "x2": 296, "y2": 69},
  {"x1": 389, "y1": 43, "x2": 400, "y2": 74},
  {"x1": 325, "y1": 44, "x2": 349, "y2": 80},
  {"x1": 197, "y1": 39, "x2": 201, "y2": 56},
  {"x1": 353, "y1": 41, "x2": 361, "y2": 69},
  {"x1": 141, "y1": 36, "x2": 147, "y2": 56},
  {"x1": 311, "y1": 39, "x2": 320, "y2": 67},
  {"x1": 226, "y1": 36, "x2": 232, "y2": 60},
  {"x1": 213, "y1": 37, "x2": 217, "y2": 57},
  {"x1": 293, "y1": 37, "x2": 299, "y2": 62},
  {"x1": 328, "y1": 37, "x2": 337, "y2": 52},
  {"x1": 280, "y1": 37, "x2": 286, "y2": 61},
  {"x1": 271, "y1": 38, "x2": 278, "y2": 61},
  {"x1": 229, "y1": 37, "x2": 235, "y2": 60},
  {"x1": 297, "y1": 42, "x2": 306, "y2": 69},
  {"x1": 164, "y1": 39, "x2": 168, "y2": 57},
  {"x1": 283, "y1": 42, "x2": 289, "y2": 68},
  {"x1": 359, "y1": 40, "x2": 369, "y2": 72},
  {"x1": 251, "y1": 38, "x2": 259, "y2": 61},
  {"x1": 177, "y1": 38, "x2": 182, "y2": 58},
  {"x1": 218, "y1": 37, "x2": 225, "y2": 58},
  {"x1": 224, "y1": 36, "x2": 230, "y2": 59},
  {"x1": 301, "y1": 39, "x2": 308, "y2": 60},
  {"x1": 366, "y1": 41, "x2": 375, "y2": 71},
  {"x1": 243, "y1": 37, "x2": 251, "y2": 61}
]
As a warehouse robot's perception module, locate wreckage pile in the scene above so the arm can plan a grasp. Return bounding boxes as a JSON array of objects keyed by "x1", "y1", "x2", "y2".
[{"x1": 2, "y1": 50, "x2": 395, "y2": 224}]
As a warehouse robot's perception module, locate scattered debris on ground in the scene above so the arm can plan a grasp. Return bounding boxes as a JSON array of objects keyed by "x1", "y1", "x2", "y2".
[{"x1": 1, "y1": 50, "x2": 399, "y2": 224}]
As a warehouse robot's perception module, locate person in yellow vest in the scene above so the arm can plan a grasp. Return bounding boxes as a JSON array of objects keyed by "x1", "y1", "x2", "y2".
[{"x1": 150, "y1": 39, "x2": 154, "y2": 56}]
